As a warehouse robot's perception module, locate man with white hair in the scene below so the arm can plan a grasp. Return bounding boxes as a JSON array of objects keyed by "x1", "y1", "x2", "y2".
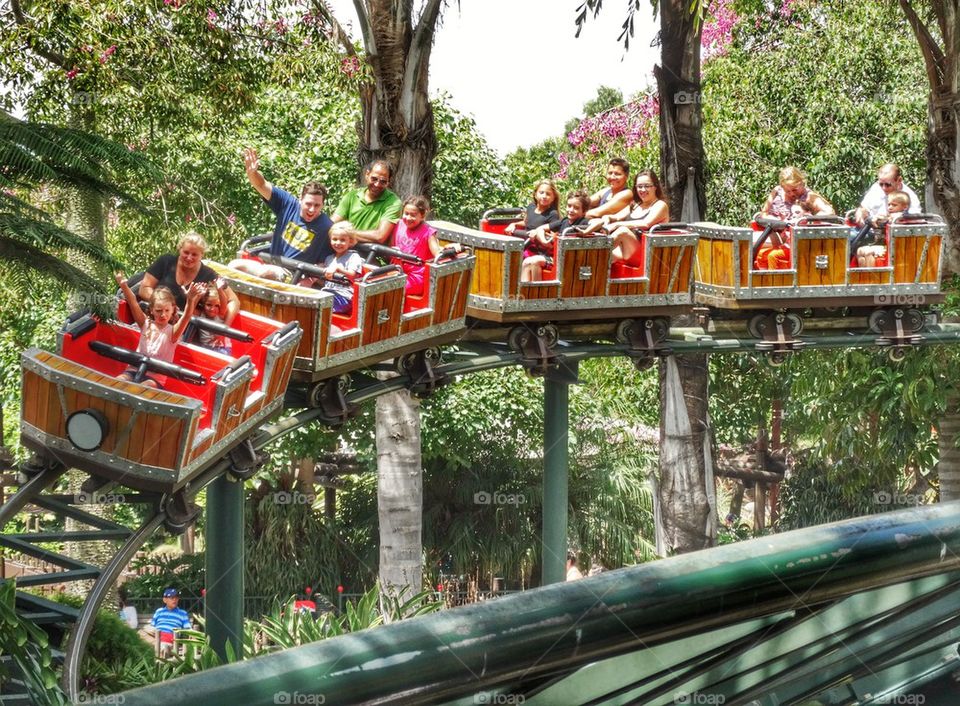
[{"x1": 855, "y1": 163, "x2": 921, "y2": 224}]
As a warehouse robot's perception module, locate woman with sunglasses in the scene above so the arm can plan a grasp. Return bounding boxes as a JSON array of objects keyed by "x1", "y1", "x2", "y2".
[{"x1": 607, "y1": 170, "x2": 670, "y2": 266}]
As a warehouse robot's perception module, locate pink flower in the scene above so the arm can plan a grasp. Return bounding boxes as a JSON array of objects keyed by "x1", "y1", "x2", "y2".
[
  {"x1": 206, "y1": 8, "x2": 218, "y2": 29},
  {"x1": 66, "y1": 68, "x2": 79, "y2": 80},
  {"x1": 701, "y1": 0, "x2": 738, "y2": 60},
  {"x1": 340, "y1": 55, "x2": 361, "y2": 77},
  {"x1": 99, "y1": 45, "x2": 116, "y2": 64},
  {"x1": 226, "y1": 213, "x2": 237, "y2": 226},
  {"x1": 185, "y1": 214, "x2": 192, "y2": 223}
]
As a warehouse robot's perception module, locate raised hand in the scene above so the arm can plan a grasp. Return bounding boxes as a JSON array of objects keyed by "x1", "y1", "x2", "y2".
[{"x1": 243, "y1": 147, "x2": 260, "y2": 173}]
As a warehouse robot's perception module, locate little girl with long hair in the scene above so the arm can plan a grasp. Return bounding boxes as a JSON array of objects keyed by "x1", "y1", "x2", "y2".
[
  {"x1": 115, "y1": 272, "x2": 203, "y2": 388},
  {"x1": 392, "y1": 195, "x2": 441, "y2": 297},
  {"x1": 504, "y1": 179, "x2": 561, "y2": 238}
]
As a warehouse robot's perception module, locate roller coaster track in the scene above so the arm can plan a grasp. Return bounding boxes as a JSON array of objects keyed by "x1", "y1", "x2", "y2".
[{"x1": 4, "y1": 327, "x2": 960, "y2": 701}]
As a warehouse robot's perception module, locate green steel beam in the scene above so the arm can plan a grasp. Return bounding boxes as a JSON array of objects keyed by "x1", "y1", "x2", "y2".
[
  {"x1": 205, "y1": 473, "x2": 245, "y2": 661},
  {"x1": 117, "y1": 502, "x2": 960, "y2": 706},
  {"x1": 542, "y1": 373, "x2": 571, "y2": 585}
]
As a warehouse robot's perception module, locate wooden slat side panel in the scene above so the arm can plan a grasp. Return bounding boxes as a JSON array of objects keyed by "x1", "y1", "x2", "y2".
[
  {"x1": 473, "y1": 249, "x2": 505, "y2": 298},
  {"x1": 138, "y1": 412, "x2": 168, "y2": 467},
  {"x1": 155, "y1": 417, "x2": 187, "y2": 470},
  {"x1": 675, "y1": 246, "x2": 693, "y2": 293},
  {"x1": 849, "y1": 271, "x2": 885, "y2": 286},
  {"x1": 433, "y1": 272, "x2": 455, "y2": 325},
  {"x1": 360, "y1": 287, "x2": 402, "y2": 346},
  {"x1": 752, "y1": 273, "x2": 793, "y2": 288},
  {"x1": 507, "y1": 252, "x2": 521, "y2": 300},
  {"x1": 329, "y1": 333, "x2": 360, "y2": 356},
  {"x1": 922, "y1": 236, "x2": 942, "y2": 283},
  {"x1": 400, "y1": 315, "x2": 432, "y2": 335},
  {"x1": 695, "y1": 238, "x2": 712, "y2": 285},
  {"x1": 738, "y1": 241, "x2": 750, "y2": 287},
  {"x1": 608, "y1": 281, "x2": 645, "y2": 296},
  {"x1": 452, "y1": 270, "x2": 471, "y2": 319}
]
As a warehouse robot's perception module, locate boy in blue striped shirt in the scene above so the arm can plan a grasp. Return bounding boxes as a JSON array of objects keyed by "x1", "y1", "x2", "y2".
[{"x1": 151, "y1": 587, "x2": 192, "y2": 655}]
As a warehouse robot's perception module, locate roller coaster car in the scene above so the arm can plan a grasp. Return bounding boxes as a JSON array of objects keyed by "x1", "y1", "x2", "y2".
[
  {"x1": 432, "y1": 219, "x2": 698, "y2": 323},
  {"x1": 209, "y1": 242, "x2": 475, "y2": 382},
  {"x1": 20, "y1": 308, "x2": 301, "y2": 494},
  {"x1": 693, "y1": 214, "x2": 945, "y2": 311}
]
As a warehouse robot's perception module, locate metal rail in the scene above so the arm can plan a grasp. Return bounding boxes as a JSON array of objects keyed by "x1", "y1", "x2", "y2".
[{"x1": 114, "y1": 502, "x2": 960, "y2": 705}]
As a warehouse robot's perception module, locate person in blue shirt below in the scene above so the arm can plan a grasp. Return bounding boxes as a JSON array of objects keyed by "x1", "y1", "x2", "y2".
[
  {"x1": 151, "y1": 587, "x2": 192, "y2": 656},
  {"x1": 229, "y1": 147, "x2": 333, "y2": 282}
]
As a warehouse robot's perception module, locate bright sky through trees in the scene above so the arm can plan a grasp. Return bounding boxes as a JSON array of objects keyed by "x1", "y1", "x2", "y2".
[{"x1": 328, "y1": 0, "x2": 659, "y2": 154}]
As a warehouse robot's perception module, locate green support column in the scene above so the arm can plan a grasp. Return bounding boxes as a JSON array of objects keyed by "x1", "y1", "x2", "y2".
[
  {"x1": 205, "y1": 473, "x2": 244, "y2": 660},
  {"x1": 542, "y1": 362, "x2": 576, "y2": 585}
]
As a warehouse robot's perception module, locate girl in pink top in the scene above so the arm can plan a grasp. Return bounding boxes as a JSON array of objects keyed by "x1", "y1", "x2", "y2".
[
  {"x1": 392, "y1": 196, "x2": 440, "y2": 296},
  {"x1": 115, "y1": 272, "x2": 204, "y2": 388}
]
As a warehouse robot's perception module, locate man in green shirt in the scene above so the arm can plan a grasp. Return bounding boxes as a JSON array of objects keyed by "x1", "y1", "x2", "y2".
[{"x1": 332, "y1": 160, "x2": 402, "y2": 244}]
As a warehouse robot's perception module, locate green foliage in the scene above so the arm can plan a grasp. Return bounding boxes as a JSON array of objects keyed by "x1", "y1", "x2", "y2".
[
  {"x1": 46, "y1": 591, "x2": 153, "y2": 695},
  {"x1": 0, "y1": 581, "x2": 67, "y2": 705},
  {"x1": 0, "y1": 112, "x2": 149, "y2": 300},
  {"x1": 431, "y1": 97, "x2": 512, "y2": 225},
  {"x1": 784, "y1": 347, "x2": 944, "y2": 499},
  {"x1": 702, "y1": 0, "x2": 927, "y2": 223},
  {"x1": 777, "y1": 455, "x2": 902, "y2": 531},
  {"x1": 122, "y1": 553, "x2": 206, "y2": 603},
  {"x1": 251, "y1": 588, "x2": 440, "y2": 654},
  {"x1": 81, "y1": 586, "x2": 442, "y2": 692}
]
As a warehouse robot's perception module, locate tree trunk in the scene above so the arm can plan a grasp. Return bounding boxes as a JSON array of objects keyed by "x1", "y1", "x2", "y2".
[
  {"x1": 375, "y1": 387, "x2": 422, "y2": 601},
  {"x1": 654, "y1": 0, "x2": 707, "y2": 222},
  {"x1": 652, "y1": 1, "x2": 715, "y2": 553},
  {"x1": 348, "y1": 1, "x2": 444, "y2": 601},
  {"x1": 898, "y1": 1, "x2": 960, "y2": 500},
  {"x1": 657, "y1": 355, "x2": 717, "y2": 553},
  {"x1": 938, "y1": 391, "x2": 960, "y2": 501},
  {"x1": 354, "y1": 0, "x2": 439, "y2": 197}
]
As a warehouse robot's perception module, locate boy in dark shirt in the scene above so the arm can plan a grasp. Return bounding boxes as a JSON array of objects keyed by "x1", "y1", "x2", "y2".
[{"x1": 521, "y1": 190, "x2": 591, "y2": 283}]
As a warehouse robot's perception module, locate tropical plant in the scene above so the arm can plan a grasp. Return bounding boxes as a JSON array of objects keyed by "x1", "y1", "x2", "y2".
[
  {"x1": 0, "y1": 580, "x2": 67, "y2": 706},
  {"x1": 0, "y1": 111, "x2": 145, "y2": 298}
]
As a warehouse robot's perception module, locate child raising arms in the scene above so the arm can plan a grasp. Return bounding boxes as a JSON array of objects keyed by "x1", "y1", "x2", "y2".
[
  {"x1": 115, "y1": 273, "x2": 204, "y2": 388},
  {"x1": 393, "y1": 196, "x2": 441, "y2": 296}
]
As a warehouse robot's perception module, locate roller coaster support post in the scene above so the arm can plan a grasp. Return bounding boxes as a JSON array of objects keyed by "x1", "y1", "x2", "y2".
[
  {"x1": 542, "y1": 362, "x2": 578, "y2": 585},
  {"x1": 206, "y1": 473, "x2": 244, "y2": 660}
]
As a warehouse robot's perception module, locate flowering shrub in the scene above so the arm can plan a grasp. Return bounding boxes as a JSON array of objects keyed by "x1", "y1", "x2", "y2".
[
  {"x1": 701, "y1": 0, "x2": 738, "y2": 59},
  {"x1": 556, "y1": 93, "x2": 660, "y2": 184}
]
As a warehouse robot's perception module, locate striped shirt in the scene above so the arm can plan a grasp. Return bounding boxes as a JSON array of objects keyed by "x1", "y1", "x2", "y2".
[{"x1": 151, "y1": 606, "x2": 191, "y2": 637}]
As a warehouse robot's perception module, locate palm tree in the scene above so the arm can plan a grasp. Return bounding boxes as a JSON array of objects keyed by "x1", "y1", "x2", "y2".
[{"x1": 0, "y1": 110, "x2": 149, "y2": 298}]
